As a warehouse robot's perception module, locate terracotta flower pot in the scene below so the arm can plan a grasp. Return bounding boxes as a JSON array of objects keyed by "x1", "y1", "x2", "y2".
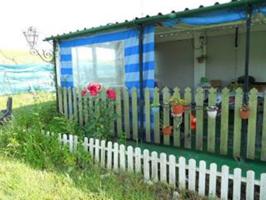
[
  {"x1": 162, "y1": 126, "x2": 172, "y2": 136},
  {"x1": 240, "y1": 109, "x2": 250, "y2": 119},
  {"x1": 171, "y1": 105, "x2": 184, "y2": 117}
]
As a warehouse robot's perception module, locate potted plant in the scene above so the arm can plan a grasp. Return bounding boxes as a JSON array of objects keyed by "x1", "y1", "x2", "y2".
[
  {"x1": 169, "y1": 97, "x2": 188, "y2": 117},
  {"x1": 239, "y1": 104, "x2": 250, "y2": 119},
  {"x1": 151, "y1": 103, "x2": 160, "y2": 113},
  {"x1": 162, "y1": 125, "x2": 172, "y2": 136},
  {"x1": 206, "y1": 106, "x2": 218, "y2": 119}
]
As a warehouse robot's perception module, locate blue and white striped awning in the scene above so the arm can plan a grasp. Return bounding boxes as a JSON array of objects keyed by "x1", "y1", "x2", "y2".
[{"x1": 58, "y1": 26, "x2": 155, "y2": 89}]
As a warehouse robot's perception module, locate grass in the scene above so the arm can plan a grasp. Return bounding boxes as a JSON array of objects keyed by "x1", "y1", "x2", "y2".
[
  {"x1": 0, "y1": 92, "x2": 210, "y2": 200},
  {"x1": 0, "y1": 156, "x2": 109, "y2": 200}
]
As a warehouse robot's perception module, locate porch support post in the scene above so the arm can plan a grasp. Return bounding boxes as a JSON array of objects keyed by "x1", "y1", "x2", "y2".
[
  {"x1": 243, "y1": 4, "x2": 252, "y2": 103},
  {"x1": 241, "y1": 3, "x2": 253, "y2": 160},
  {"x1": 194, "y1": 32, "x2": 207, "y2": 88},
  {"x1": 52, "y1": 40, "x2": 59, "y2": 112},
  {"x1": 138, "y1": 24, "x2": 145, "y2": 141}
]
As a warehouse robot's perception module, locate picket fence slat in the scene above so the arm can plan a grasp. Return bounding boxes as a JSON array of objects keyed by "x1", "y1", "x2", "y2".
[
  {"x1": 72, "y1": 88, "x2": 78, "y2": 122},
  {"x1": 221, "y1": 165, "x2": 229, "y2": 200},
  {"x1": 123, "y1": 88, "x2": 131, "y2": 139},
  {"x1": 107, "y1": 141, "x2": 112, "y2": 169},
  {"x1": 184, "y1": 88, "x2": 192, "y2": 149},
  {"x1": 246, "y1": 170, "x2": 255, "y2": 200},
  {"x1": 95, "y1": 139, "x2": 100, "y2": 163},
  {"x1": 188, "y1": 159, "x2": 196, "y2": 191},
  {"x1": 89, "y1": 138, "x2": 94, "y2": 156},
  {"x1": 143, "y1": 149, "x2": 150, "y2": 181},
  {"x1": 78, "y1": 88, "x2": 83, "y2": 126},
  {"x1": 198, "y1": 160, "x2": 206, "y2": 196},
  {"x1": 63, "y1": 88, "x2": 68, "y2": 118},
  {"x1": 120, "y1": 144, "x2": 126, "y2": 170},
  {"x1": 162, "y1": 87, "x2": 170, "y2": 145},
  {"x1": 160, "y1": 153, "x2": 167, "y2": 182},
  {"x1": 83, "y1": 95, "x2": 88, "y2": 125},
  {"x1": 113, "y1": 143, "x2": 119, "y2": 171},
  {"x1": 195, "y1": 88, "x2": 204, "y2": 150},
  {"x1": 132, "y1": 88, "x2": 138, "y2": 140},
  {"x1": 209, "y1": 163, "x2": 217, "y2": 197},
  {"x1": 115, "y1": 88, "x2": 122, "y2": 137},
  {"x1": 260, "y1": 174, "x2": 266, "y2": 200},
  {"x1": 169, "y1": 155, "x2": 176, "y2": 187},
  {"x1": 153, "y1": 87, "x2": 160, "y2": 144},
  {"x1": 100, "y1": 140, "x2": 106, "y2": 167},
  {"x1": 178, "y1": 157, "x2": 186, "y2": 189},
  {"x1": 247, "y1": 89, "x2": 258, "y2": 159},
  {"x1": 173, "y1": 87, "x2": 181, "y2": 147},
  {"x1": 208, "y1": 88, "x2": 217, "y2": 153},
  {"x1": 58, "y1": 87, "x2": 63, "y2": 114},
  {"x1": 233, "y1": 88, "x2": 243, "y2": 158},
  {"x1": 127, "y1": 146, "x2": 133, "y2": 172},
  {"x1": 135, "y1": 147, "x2": 141, "y2": 173},
  {"x1": 67, "y1": 88, "x2": 73, "y2": 119},
  {"x1": 233, "y1": 168, "x2": 242, "y2": 200},
  {"x1": 220, "y1": 88, "x2": 229, "y2": 155},
  {"x1": 151, "y1": 151, "x2": 158, "y2": 182},
  {"x1": 145, "y1": 88, "x2": 151, "y2": 142}
]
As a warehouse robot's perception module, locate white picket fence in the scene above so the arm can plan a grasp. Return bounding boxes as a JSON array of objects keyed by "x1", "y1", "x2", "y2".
[{"x1": 49, "y1": 132, "x2": 266, "y2": 200}]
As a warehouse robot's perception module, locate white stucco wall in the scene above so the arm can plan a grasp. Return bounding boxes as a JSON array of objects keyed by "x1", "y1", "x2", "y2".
[
  {"x1": 155, "y1": 30, "x2": 266, "y2": 89},
  {"x1": 206, "y1": 31, "x2": 266, "y2": 85},
  {"x1": 155, "y1": 39, "x2": 194, "y2": 90}
]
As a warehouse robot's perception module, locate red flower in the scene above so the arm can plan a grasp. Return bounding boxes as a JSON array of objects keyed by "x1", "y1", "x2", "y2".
[
  {"x1": 81, "y1": 87, "x2": 87, "y2": 97},
  {"x1": 190, "y1": 113, "x2": 197, "y2": 130},
  {"x1": 106, "y1": 88, "x2": 116, "y2": 100},
  {"x1": 87, "y1": 82, "x2": 102, "y2": 96}
]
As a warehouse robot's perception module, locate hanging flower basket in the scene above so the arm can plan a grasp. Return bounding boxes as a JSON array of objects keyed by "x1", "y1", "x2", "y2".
[
  {"x1": 171, "y1": 105, "x2": 184, "y2": 117},
  {"x1": 162, "y1": 126, "x2": 172, "y2": 136},
  {"x1": 240, "y1": 105, "x2": 250, "y2": 119},
  {"x1": 206, "y1": 106, "x2": 218, "y2": 119}
]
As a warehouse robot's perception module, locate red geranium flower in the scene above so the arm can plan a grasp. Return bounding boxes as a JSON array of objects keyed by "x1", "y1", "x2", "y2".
[
  {"x1": 190, "y1": 113, "x2": 196, "y2": 130},
  {"x1": 81, "y1": 87, "x2": 87, "y2": 96},
  {"x1": 87, "y1": 82, "x2": 102, "y2": 96},
  {"x1": 106, "y1": 88, "x2": 116, "y2": 100}
]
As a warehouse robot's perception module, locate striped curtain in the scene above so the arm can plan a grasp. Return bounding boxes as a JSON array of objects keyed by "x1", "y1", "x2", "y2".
[
  {"x1": 58, "y1": 26, "x2": 155, "y2": 89},
  {"x1": 124, "y1": 25, "x2": 155, "y2": 89}
]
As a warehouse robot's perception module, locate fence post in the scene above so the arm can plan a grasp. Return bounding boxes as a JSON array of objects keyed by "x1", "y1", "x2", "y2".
[
  {"x1": 63, "y1": 88, "x2": 68, "y2": 118},
  {"x1": 143, "y1": 149, "x2": 150, "y2": 181},
  {"x1": 220, "y1": 88, "x2": 229, "y2": 155},
  {"x1": 207, "y1": 88, "x2": 217, "y2": 153},
  {"x1": 58, "y1": 87, "x2": 63, "y2": 114},
  {"x1": 162, "y1": 87, "x2": 170, "y2": 145},
  {"x1": 153, "y1": 87, "x2": 160, "y2": 144},
  {"x1": 123, "y1": 88, "x2": 131, "y2": 139},
  {"x1": 233, "y1": 88, "x2": 243, "y2": 158},
  {"x1": 72, "y1": 88, "x2": 78, "y2": 122},
  {"x1": 115, "y1": 88, "x2": 122, "y2": 137},
  {"x1": 195, "y1": 87, "x2": 204, "y2": 150},
  {"x1": 188, "y1": 159, "x2": 196, "y2": 191},
  {"x1": 184, "y1": 87, "x2": 192, "y2": 149},
  {"x1": 247, "y1": 88, "x2": 258, "y2": 159},
  {"x1": 67, "y1": 88, "x2": 73, "y2": 119},
  {"x1": 131, "y1": 87, "x2": 138, "y2": 141},
  {"x1": 173, "y1": 87, "x2": 181, "y2": 147},
  {"x1": 144, "y1": 88, "x2": 151, "y2": 143}
]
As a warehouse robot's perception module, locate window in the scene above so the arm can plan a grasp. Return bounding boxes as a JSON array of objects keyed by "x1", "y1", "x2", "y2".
[{"x1": 72, "y1": 41, "x2": 124, "y2": 88}]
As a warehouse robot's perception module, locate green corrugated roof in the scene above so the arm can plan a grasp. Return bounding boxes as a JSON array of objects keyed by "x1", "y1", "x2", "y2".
[{"x1": 44, "y1": 0, "x2": 262, "y2": 41}]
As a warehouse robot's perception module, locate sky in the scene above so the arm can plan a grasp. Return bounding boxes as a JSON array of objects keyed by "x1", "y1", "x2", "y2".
[{"x1": 1, "y1": 0, "x2": 230, "y2": 50}]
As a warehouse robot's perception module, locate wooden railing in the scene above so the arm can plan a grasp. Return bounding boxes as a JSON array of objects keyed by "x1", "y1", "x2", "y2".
[{"x1": 57, "y1": 86, "x2": 266, "y2": 162}]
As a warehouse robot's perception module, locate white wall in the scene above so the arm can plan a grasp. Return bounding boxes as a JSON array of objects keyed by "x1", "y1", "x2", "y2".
[
  {"x1": 206, "y1": 31, "x2": 266, "y2": 85},
  {"x1": 155, "y1": 30, "x2": 266, "y2": 89},
  {"x1": 155, "y1": 39, "x2": 194, "y2": 90}
]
